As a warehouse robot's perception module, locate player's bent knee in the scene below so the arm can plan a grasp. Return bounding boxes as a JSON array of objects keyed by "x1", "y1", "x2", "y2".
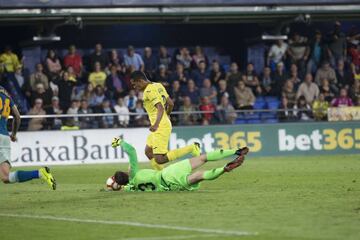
[{"x1": 154, "y1": 155, "x2": 168, "y2": 164}]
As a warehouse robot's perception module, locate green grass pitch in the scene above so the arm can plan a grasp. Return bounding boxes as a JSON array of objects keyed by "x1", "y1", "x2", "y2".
[{"x1": 0, "y1": 155, "x2": 359, "y2": 240}]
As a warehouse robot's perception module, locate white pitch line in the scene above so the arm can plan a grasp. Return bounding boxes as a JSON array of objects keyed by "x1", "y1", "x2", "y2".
[
  {"x1": 0, "y1": 213, "x2": 257, "y2": 236},
  {"x1": 122, "y1": 234, "x2": 220, "y2": 240}
]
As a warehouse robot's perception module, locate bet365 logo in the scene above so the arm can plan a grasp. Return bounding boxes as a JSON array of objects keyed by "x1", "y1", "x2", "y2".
[{"x1": 279, "y1": 128, "x2": 360, "y2": 151}]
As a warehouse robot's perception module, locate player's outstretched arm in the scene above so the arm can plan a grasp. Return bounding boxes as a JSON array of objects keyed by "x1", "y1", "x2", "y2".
[{"x1": 10, "y1": 105, "x2": 21, "y2": 142}]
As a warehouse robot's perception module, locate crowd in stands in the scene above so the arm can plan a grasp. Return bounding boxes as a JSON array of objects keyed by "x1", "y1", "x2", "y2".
[{"x1": 0, "y1": 21, "x2": 359, "y2": 130}]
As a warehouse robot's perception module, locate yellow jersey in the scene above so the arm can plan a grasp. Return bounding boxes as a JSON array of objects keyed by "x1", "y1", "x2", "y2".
[
  {"x1": 0, "y1": 52, "x2": 20, "y2": 73},
  {"x1": 88, "y1": 71, "x2": 107, "y2": 87},
  {"x1": 143, "y1": 82, "x2": 172, "y2": 129}
]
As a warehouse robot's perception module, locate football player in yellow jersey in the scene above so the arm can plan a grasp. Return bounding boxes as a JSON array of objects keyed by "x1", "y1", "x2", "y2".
[{"x1": 130, "y1": 71, "x2": 200, "y2": 170}]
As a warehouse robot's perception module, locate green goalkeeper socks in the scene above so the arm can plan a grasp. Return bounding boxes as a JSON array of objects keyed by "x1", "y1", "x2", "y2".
[
  {"x1": 203, "y1": 167, "x2": 224, "y2": 180},
  {"x1": 206, "y1": 149, "x2": 236, "y2": 161}
]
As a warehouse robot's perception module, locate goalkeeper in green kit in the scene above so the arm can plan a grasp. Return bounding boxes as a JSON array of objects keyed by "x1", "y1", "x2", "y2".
[{"x1": 110, "y1": 136, "x2": 249, "y2": 192}]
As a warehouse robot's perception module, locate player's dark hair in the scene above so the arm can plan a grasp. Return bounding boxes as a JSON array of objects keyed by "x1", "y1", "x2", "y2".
[
  {"x1": 114, "y1": 171, "x2": 129, "y2": 185},
  {"x1": 131, "y1": 71, "x2": 148, "y2": 82}
]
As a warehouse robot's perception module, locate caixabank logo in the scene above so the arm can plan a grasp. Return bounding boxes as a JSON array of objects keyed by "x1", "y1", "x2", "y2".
[{"x1": 279, "y1": 128, "x2": 360, "y2": 152}]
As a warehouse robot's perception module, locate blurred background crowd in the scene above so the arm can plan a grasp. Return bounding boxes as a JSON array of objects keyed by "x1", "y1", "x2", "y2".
[{"x1": 0, "y1": 21, "x2": 359, "y2": 130}]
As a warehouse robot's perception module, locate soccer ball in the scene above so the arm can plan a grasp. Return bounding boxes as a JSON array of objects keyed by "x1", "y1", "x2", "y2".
[{"x1": 106, "y1": 176, "x2": 121, "y2": 191}]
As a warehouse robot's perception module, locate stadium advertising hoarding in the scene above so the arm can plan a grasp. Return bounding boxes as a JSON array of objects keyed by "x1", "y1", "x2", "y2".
[
  {"x1": 10, "y1": 121, "x2": 360, "y2": 167},
  {"x1": 0, "y1": 0, "x2": 356, "y2": 8}
]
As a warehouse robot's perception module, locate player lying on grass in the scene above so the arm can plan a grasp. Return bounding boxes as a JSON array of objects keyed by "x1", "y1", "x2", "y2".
[
  {"x1": 0, "y1": 86, "x2": 56, "y2": 190},
  {"x1": 130, "y1": 71, "x2": 201, "y2": 171},
  {"x1": 109, "y1": 137, "x2": 249, "y2": 192}
]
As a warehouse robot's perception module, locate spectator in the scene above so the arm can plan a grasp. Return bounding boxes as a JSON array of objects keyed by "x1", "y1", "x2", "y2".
[
  {"x1": 134, "y1": 100, "x2": 149, "y2": 126},
  {"x1": 259, "y1": 67, "x2": 274, "y2": 96},
  {"x1": 56, "y1": 71, "x2": 76, "y2": 111},
  {"x1": 89, "y1": 85, "x2": 106, "y2": 111},
  {"x1": 67, "y1": 99, "x2": 80, "y2": 123},
  {"x1": 30, "y1": 63, "x2": 49, "y2": 91},
  {"x1": 61, "y1": 118, "x2": 80, "y2": 131},
  {"x1": 182, "y1": 79, "x2": 199, "y2": 105},
  {"x1": 278, "y1": 96, "x2": 296, "y2": 122},
  {"x1": 296, "y1": 73, "x2": 319, "y2": 104},
  {"x1": 0, "y1": 45, "x2": 20, "y2": 74},
  {"x1": 327, "y1": 21, "x2": 347, "y2": 66},
  {"x1": 294, "y1": 95, "x2": 313, "y2": 121},
  {"x1": 267, "y1": 40, "x2": 288, "y2": 71},
  {"x1": 287, "y1": 32, "x2": 309, "y2": 74},
  {"x1": 176, "y1": 47, "x2": 192, "y2": 70},
  {"x1": 272, "y1": 62, "x2": 288, "y2": 96},
  {"x1": 169, "y1": 63, "x2": 189, "y2": 89},
  {"x1": 315, "y1": 61, "x2": 338, "y2": 93},
  {"x1": 30, "y1": 83, "x2": 52, "y2": 107},
  {"x1": 233, "y1": 80, "x2": 256, "y2": 110},
  {"x1": 336, "y1": 60, "x2": 353, "y2": 89},
  {"x1": 179, "y1": 96, "x2": 199, "y2": 126},
  {"x1": 170, "y1": 80, "x2": 182, "y2": 111},
  {"x1": 217, "y1": 96, "x2": 237, "y2": 124},
  {"x1": 27, "y1": 98, "x2": 46, "y2": 131},
  {"x1": 288, "y1": 64, "x2": 301, "y2": 88},
  {"x1": 124, "y1": 89, "x2": 138, "y2": 111},
  {"x1": 100, "y1": 99, "x2": 115, "y2": 128},
  {"x1": 192, "y1": 46, "x2": 208, "y2": 68},
  {"x1": 331, "y1": 88, "x2": 353, "y2": 107},
  {"x1": 14, "y1": 65, "x2": 24, "y2": 88},
  {"x1": 66, "y1": 66, "x2": 78, "y2": 82},
  {"x1": 63, "y1": 45, "x2": 83, "y2": 77},
  {"x1": 282, "y1": 80, "x2": 297, "y2": 107},
  {"x1": 243, "y1": 63, "x2": 261, "y2": 95},
  {"x1": 106, "y1": 65, "x2": 125, "y2": 100},
  {"x1": 158, "y1": 45, "x2": 172, "y2": 70},
  {"x1": 114, "y1": 97, "x2": 130, "y2": 127},
  {"x1": 307, "y1": 31, "x2": 325, "y2": 74},
  {"x1": 349, "y1": 79, "x2": 360, "y2": 102},
  {"x1": 123, "y1": 45, "x2": 144, "y2": 71},
  {"x1": 349, "y1": 44, "x2": 360, "y2": 72},
  {"x1": 108, "y1": 49, "x2": 122, "y2": 73},
  {"x1": 88, "y1": 61, "x2": 107, "y2": 88},
  {"x1": 209, "y1": 60, "x2": 225, "y2": 86},
  {"x1": 154, "y1": 64, "x2": 169, "y2": 88},
  {"x1": 79, "y1": 83, "x2": 94, "y2": 102},
  {"x1": 191, "y1": 60, "x2": 210, "y2": 87},
  {"x1": 200, "y1": 78, "x2": 217, "y2": 105},
  {"x1": 45, "y1": 96, "x2": 63, "y2": 129},
  {"x1": 226, "y1": 62, "x2": 242, "y2": 89},
  {"x1": 45, "y1": 49, "x2": 62, "y2": 80},
  {"x1": 217, "y1": 79, "x2": 231, "y2": 104},
  {"x1": 312, "y1": 93, "x2": 329, "y2": 121},
  {"x1": 199, "y1": 96, "x2": 216, "y2": 125},
  {"x1": 319, "y1": 79, "x2": 335, "y2": 103},
  {"x1": 89, "y1": 43, "x2": 109, "y2": 71},
  {"x1": 78, "y1": 99, "x2": 94, "y2": 129},
  {"x1": 143, "y1": 47, "x2": 157, "y2": 76}
]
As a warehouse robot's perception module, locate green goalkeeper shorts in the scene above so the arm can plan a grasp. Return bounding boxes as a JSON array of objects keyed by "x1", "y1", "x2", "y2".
[{"x1": 161, "y1": 159, "x2": 200, "y2": 191}]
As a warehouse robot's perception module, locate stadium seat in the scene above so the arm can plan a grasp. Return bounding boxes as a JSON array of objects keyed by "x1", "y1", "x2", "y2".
[
  {"x1": 246, "y1": 119, "x2": 262, "y2": 124},
  {"x1": 261, "y1": 112, "x2": 277, "y2": 120},
  {"x1": 264, "y1": 118, "x2": 279, "y2": 123},
  {"x1": 266, "y1": 100, "x2": 280, "y2": 110},
  {"x1": 254, "y1": 98, "x2": 266, "y2": 109},
  {"x1": 235, "y1": 119, "x2": 246, "y2": 124}
]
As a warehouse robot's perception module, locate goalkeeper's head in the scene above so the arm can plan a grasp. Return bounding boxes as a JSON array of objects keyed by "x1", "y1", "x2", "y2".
[
  {"x1": 130, "y1": 71, "x2": 150, "y2": 91},
  {"x1": 114, "y1": 171, "x2": 129, "y2": 186}
]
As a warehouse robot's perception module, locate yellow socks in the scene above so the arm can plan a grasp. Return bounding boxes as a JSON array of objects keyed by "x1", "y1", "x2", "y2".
[{"x1": 166, "y1": 145, "x2": 194, "y2": 161}]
